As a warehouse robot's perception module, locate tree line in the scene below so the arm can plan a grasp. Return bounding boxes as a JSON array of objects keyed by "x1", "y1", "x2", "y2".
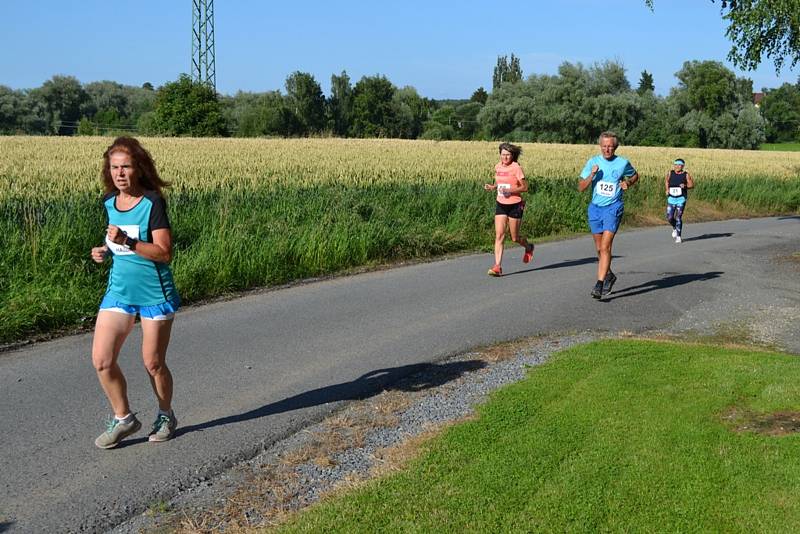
[{"x1": 1, "y1": 57, "x2": 799, "y2": 148}]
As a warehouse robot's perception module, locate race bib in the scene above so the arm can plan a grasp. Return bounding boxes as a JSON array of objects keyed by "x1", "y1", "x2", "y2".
[
  {"x1": 595, "y1": 181, "x2": 617, "y2": 198},
  {"x1": 497, "y1": 183, "x2": 512, "y2": 198},
  {"x1": 106, "y1": 224, "x2": 139, "y2": 256},
  {"x1": 668, "y1": 186, "x2": 683, "y2": 196}
]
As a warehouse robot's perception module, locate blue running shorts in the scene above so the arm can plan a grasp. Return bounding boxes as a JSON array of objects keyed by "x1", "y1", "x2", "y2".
[
  {"x1": 588, "y1": 201, "x2": 624, "y2": 234},
  {"x1": 99, "y1": 295, "x2": 180, "y2": 320}
]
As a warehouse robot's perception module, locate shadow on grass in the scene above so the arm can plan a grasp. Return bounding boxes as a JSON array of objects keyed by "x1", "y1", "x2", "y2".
[
  {"x1": 504, "y1": 255, "x2": 623, "y2": 277},
  {"x1": 119, "y1": 359, "x2": 486, "y2": 446},
  {"x1": 602, "y1": 271, "x2": 724, "y2": 302},
  {"x1": 682, "y1": 233, "x2": 733, "y2": 242}
]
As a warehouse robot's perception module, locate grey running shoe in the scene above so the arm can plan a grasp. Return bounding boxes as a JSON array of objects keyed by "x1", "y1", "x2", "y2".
[
  {"x1": 602, "y1": 272, "x2": 617, "y2": 297},
  {"x1": 148, "y1": 412, "x2": 178, "y2": 443},
  {"x1": 95, "y1": 415, "x2": 141, "y2": 449},
  {"x1": 591, "y1": 280, "x2": 603, "y2": 299},
  {"x1": 671, "y1": 229, "x2": 678, "y2": 239}
]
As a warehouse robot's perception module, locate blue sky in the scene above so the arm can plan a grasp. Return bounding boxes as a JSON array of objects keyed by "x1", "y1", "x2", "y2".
[{"x1": 1, "y1": 0, "x2": 797, "y2": 98}]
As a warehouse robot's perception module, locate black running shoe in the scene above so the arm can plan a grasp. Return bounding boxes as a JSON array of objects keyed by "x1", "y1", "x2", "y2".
[
  {"x1": 591, "y1": 280, "x2": 603, "y2": 299},
  {"x1": 602, "y1": 272, "x2": 617, "y2": 297}
]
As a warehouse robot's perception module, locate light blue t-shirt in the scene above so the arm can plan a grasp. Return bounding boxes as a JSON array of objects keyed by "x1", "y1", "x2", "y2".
[{"x1": 580, "y1": 155, "x2": 637, "y2": 207}]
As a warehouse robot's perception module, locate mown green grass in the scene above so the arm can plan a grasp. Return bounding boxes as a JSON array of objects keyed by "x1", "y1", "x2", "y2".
[
  {"x1": 2, "y1": 171, "x2": 798, "y2": 343},
  {"x1": 279, "y1": 340, "x2": 800, "y2": 533},
  {"x1": 761, "y1": 142, "x2": 800, "y2": 151}
]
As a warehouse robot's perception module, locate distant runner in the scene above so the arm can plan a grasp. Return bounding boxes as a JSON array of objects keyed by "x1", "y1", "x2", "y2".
[
  {"x1": 665, "y1": 158, "x2": 694, "y2": 243},
  {"x1": 483, "y1": 142, "x2": 535, "y2": 276},
  {"x1": 578, "y1": 131, "x2": 639, "y2": 299},
  {"x1": 90, "y1": 137, "x2": 180, "y2": 449}
]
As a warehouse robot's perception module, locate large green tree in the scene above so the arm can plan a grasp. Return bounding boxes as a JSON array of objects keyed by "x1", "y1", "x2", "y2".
[
  {"x1": 220, "y1": 91, "x2": 261, "y2": 136},
  {"x1": 670, "y1": 60, "x2": 765, "y2": 148},
  {"x1": 637, "y1": 70, "x2": 655, "y2": 94},
  {"x1": 350, "y1": 75, "x2": 397, "y2": 138},
  {"x1": 479, "y1": 60, "x2": 640, "y2": 143},
  {"x1": 674, "y1": 60, "x2": 739, "y2": 116},
  {"x1": 646, "y1": 0, "x2": 800, "y2": 72},
  {"x1": 420, "y1": 105, "x2": 457, "y2": 140},
  {"x1": 285, "y1": 71, "x2": 325, "y2": 135},
  {"x1": 18, "y1": 91, "x2": 49, "y2": 134},
  {"x1": 627, "y1": 91, "x2": 672, "y2": 146},
  {"x1": 470, "y1": 87, "x2": 489, "y2": 104},
  {"x1": 84, "y1": 81, "x2": 129, "y2": 119},
  {"x1": 760, "y1": 82, "x2": 800, "y2": 141},
  {"x1": 451, "y1": 101, "x2": 484, "y2": 140},
  {"x1": 33, "y1": 75, "x2": 89, "y2": 134},
  {"x1": 392, "y1": 86, "x2": 430, "y2": 139},
  {"x1": 492, "y1": 54, "x2": 523, "y2": 90},
  {"x1": 235, "y1": 91, "x2": 301, "y2": 137},
  {"x1": 0, "y1": 86, "x2": 26, "y2": 133},
  {"x1": 151, "y1": 74, "x2": 226, "y2": 136},
  {"x1": 328, "y1": 70, "x2": 353, "y2": 136}
]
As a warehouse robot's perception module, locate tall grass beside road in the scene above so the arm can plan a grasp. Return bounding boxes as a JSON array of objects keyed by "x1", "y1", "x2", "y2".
[
  {"x1": 278, "y1": 340, "x2": 800, "y2": 533},
  {"x1": 1, "y1": 137, "x2": 798, "y2": 343}
]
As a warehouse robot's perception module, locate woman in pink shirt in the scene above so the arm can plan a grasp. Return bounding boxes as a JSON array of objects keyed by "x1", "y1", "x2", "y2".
[{"x1": 483, "y1": 142, "x2": 535, "y2": 276}]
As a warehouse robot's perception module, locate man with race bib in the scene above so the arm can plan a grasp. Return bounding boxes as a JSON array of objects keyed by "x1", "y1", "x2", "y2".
[
  {"x1": 665, "y1": 158, "x2": 694, "y2": 243},
  {"x1": 578, "y1": 131, "x2": 639, "y2": 299}
]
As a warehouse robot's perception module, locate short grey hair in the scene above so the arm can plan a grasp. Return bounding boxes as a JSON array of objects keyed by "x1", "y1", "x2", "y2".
[{"x1": 598, "y1": 131, "x2": 619, "y2": 148}]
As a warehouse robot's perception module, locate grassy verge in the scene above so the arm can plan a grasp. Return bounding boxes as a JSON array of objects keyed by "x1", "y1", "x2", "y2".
[
  {"x1": 278, "y1": 339, "x2": 800, "y2": 533},
  {"x1": 760, "y1": 142, "x2": 800, "y2": 151},
  {"x1": 2, "y1": 174, "x2": 799, "y2": 344}
]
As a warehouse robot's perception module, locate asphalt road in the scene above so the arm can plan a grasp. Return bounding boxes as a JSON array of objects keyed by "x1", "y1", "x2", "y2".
[{"x1": 1, "y1": 216, "x2": 798, "y2": 533}]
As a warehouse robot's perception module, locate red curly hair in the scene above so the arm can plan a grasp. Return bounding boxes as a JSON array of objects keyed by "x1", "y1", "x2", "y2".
[{"x1": 102, "y1": 137, "x2": 170, "y2": 196}]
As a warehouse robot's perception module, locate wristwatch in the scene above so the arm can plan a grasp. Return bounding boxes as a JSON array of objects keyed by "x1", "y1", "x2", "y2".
[{"x1": 123, "y1": 235, "x2": 138, "y2": 250}]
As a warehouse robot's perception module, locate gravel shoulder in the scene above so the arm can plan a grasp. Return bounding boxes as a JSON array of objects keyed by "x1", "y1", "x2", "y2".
[{"x1": 112, "y1": 333, "x2": 598, "y2": 533}]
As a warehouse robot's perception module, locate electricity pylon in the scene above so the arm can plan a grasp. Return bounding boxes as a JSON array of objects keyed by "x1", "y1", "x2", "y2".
[{"x1": 191, "y1": 0, "x2": 216, "y2": 89}]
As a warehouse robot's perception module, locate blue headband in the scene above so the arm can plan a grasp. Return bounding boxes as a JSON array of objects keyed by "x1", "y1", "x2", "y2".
[{"x1": 673, "y1": 159, "x2": 685, "y2": 165}]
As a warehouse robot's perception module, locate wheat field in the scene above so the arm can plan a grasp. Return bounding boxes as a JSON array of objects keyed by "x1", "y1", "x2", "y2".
[
  {"x1": 2, "y1": 137, "x2": 799, "y2": 202},
  {"x1": 1, "y1": 136, "x2": 798, "y2": 342}
]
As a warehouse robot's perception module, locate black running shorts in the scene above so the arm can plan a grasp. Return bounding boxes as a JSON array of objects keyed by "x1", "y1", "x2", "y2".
[{"x1": 495, "y1": 200, "x2": 525, "y2": 219}]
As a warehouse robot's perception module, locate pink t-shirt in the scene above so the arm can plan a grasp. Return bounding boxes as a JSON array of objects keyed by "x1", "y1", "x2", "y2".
[{"x1": 494, "y1": 161, "x2": 525, "y2": 205}]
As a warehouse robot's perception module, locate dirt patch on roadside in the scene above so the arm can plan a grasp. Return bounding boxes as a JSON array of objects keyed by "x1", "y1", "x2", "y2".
[
  {"x1": 778, "y1": 252, "x2": 800, "y2": 268},
  {"x1": 722, "y1": 406, "x2": 800, "y2": 436}
]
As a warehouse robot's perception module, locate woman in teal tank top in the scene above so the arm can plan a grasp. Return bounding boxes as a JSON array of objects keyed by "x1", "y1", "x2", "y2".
[{"x1": 90, "y1": 137, "x2": 181, "y2": 449}]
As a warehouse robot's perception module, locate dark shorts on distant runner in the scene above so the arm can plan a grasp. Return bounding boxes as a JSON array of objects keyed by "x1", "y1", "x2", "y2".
[{"x1": 495, "y1": 200, "x2": 525, "y2": 219}]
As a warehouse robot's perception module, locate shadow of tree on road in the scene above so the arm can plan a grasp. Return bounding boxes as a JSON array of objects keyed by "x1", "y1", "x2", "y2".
[
  {"x1": 602, "y1": 271, "x2": 724, "y2": 302},
  {"x1": 682, "y1": 233, "x2": 733, "y2": 242},
  {"x1": 0, "y1": 521, "x2": 15, "y2": 533},
  {"x1": 167, "y1": 359, "x2": 486, "y2": 440}
]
